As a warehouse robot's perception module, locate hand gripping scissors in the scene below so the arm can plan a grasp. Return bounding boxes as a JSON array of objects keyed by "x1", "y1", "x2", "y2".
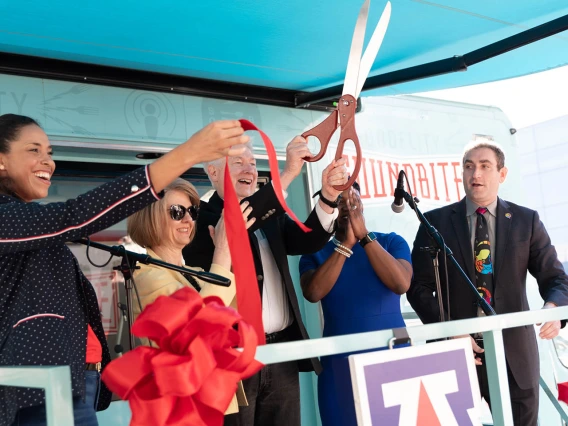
[{"x1": 302, "y1": 0, "x2": 391, "y2": 191}]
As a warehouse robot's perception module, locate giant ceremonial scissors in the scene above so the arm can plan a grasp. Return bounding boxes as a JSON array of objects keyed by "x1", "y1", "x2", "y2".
[{"x1": 302, "y1": 0, "x2": 391, "y2": 191}]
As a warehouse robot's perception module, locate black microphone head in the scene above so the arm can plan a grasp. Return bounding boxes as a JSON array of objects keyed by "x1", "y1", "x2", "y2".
[
  {"x1": 392, "y1": 170, "x2": 406, "y2": 213},
  {"x1": 397, "y1": 170, "x2": 405, "y2": 187}
]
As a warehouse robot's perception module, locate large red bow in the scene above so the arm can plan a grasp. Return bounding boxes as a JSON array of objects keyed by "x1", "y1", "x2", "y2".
[{"x1": 102, "y1": 287, "x2": 264, "y2": 426}]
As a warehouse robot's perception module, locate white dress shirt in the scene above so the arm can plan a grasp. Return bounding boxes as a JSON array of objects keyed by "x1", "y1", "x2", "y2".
[{"x1": 259, "y1": 198, "x2": 337, "y2": 333}]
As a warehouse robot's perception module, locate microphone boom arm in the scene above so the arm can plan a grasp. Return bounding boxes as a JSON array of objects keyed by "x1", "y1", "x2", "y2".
[{"x1": 73, "y1": 238, "x2": 231, "y2": 287}]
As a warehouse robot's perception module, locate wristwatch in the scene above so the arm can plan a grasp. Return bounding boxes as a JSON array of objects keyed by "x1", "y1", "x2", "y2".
[
  {"x1": 312, "y1": 190, "x2": 340, "y2": 208},
  {"x1": 359, "y1": 232, "x2": 377, "y2": 248}
]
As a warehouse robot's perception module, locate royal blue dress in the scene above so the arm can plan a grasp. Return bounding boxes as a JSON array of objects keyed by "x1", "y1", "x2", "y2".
[{"x1": 299, "y1": 232, "x2": 411, "y2": 426}]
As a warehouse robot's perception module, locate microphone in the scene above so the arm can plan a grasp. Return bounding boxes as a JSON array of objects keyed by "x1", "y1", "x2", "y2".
[{"x1": 391, "y1": 170, "x2": 405, "y2": 213}]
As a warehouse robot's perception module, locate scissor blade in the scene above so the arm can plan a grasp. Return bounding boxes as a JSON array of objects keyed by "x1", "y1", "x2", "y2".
[
  {"x1": 342, "y1": 0, "x2": 370, "y2": 97},
  {"x1": 355, "y1": 1, "x2": 391, "y2": 98}
]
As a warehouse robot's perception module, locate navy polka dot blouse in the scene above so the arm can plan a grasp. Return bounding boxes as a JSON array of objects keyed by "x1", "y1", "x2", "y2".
[{"x1": 0, "y1": 166, "x2": 161, "y2": 425}]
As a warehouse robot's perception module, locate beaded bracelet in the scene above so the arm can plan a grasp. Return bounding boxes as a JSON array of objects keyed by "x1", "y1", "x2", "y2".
[
  {"x1": 334, "y1": 246, "x2": 351, "y2": 258},
  {"x1": 332, "y1": 237, "x2": 353, "y2": 256}
]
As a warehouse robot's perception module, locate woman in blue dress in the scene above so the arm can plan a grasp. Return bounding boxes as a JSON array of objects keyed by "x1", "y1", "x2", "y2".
[{"x1": 299, "y1": 182, "x2": 413, "y2": 426}]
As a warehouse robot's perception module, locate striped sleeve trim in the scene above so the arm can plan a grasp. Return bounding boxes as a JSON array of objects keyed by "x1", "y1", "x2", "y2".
[
  {"x1": 0, "y1": 184, "x2": 152, "y2": 243},
  {"x1": 145, "y1": 165, "x2": 162, "y2": 201}
]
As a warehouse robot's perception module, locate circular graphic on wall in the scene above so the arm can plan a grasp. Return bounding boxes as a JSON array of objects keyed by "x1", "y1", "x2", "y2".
[{"x1": 124, "y1": 91, "x2": 177, "y2": 139}]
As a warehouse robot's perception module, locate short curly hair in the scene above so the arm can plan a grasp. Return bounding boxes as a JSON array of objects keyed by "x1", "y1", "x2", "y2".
[{"x1": 463, "y1": 142, "x2": 505, "y2": 170}]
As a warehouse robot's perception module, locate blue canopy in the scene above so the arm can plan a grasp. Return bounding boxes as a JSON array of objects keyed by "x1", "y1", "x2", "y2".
[{"x1": 1, "y1": 0, "x2": 567, "y2": 97}]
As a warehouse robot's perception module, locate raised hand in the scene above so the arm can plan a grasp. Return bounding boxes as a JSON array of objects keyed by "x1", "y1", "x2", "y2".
[
  {"x1": 341, "y1": 217, "x2": 358, "y2": 249},
  {"x1": 185, "y1": 120, "x2": 249, "y2": 164},
  {"x1": 209, "y1": 201, "x2": 256, "y2": 250},
  {"x1": 209, "y1": 212, "x2": 229, "y2": 252},
  {"x1": 240, "y1": 201, "x2": 256, "y2": 230},
  {"x1": 321, "y1": 158, "x2": 348, "y2": 203},
  {"x1": 149, "y1": 120, "x2": 249, "y2": 193},
  {"x1": 345, "y1": 187, "x2": 367, "y2": 240},
  {"x1": 280, "y1": 136, "x2": 313, "y2": 190}
]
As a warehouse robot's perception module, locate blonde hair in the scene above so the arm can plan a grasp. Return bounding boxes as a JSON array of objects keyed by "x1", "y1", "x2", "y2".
[{"x1": 127, "y1": 178, "x2": 200, "y2": 248}]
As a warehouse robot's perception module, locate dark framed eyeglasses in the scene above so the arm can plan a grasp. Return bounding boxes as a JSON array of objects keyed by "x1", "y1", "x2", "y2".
[{"x1": 169, "y1": 204, "x2": 199, "y2": 221}]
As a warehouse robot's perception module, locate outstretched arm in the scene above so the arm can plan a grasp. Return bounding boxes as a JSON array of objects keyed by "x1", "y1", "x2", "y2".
[
  {"x1": 149, "y1": 120, "x2": 248, "y2": 193},
  {"x1": 0, "y1": 120, "x2": 249, "y2": 255}
]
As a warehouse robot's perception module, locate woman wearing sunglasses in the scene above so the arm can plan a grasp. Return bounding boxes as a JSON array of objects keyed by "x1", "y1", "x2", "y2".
[
  {"x1": 126, "y1": 178, "x2": 254, "y2": 415},
  {"x1": 127, "y1": 178, "x2": 255, "y2": 323},
  {"x1": 0, "y1": 113, "x2": 248, "y2": 426}
]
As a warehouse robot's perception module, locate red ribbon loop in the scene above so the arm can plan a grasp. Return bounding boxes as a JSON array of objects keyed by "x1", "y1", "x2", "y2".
[{"x1": 239, "y1": 119, "x2": 312, "y2": 233}]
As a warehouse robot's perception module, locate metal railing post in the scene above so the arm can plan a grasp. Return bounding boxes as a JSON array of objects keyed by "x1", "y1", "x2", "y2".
[
  {"x1": 46, "y1": 366, "x2": 74, "y2": 425},
  {"x1": 482, "y1": 330, "x2": 513, "y2": 426},
  {"x1": 0, "y1": 366, "x2": 74, "y2": 425},
  {"x1": 539, "y1": 376, "x2": 568, "y2": 423}
]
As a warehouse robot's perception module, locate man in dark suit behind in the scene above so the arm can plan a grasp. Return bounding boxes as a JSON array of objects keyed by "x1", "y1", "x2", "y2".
[
  {"x1": 183, "y1": 137, "x2": 347, "y2": 426},
  {"x1": 408, "y1": 141, "x2": 568, "y2": 425}
]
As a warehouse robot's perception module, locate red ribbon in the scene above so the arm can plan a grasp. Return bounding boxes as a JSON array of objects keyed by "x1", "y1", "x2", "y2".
[
  {"x1": 102, "y1": 287, "x2": 263, "y2": 426},
  {"x1": 224, "y1": 120, "x2": 312, "y2": 346},
  {"x1": 239, "y1": 120, "x2": 311, "y2": 233}
]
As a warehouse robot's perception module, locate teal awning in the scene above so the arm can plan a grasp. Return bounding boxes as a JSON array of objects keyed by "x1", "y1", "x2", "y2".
[{"x1": 0, "y1": 1, "x2": 567, "y2": 97}]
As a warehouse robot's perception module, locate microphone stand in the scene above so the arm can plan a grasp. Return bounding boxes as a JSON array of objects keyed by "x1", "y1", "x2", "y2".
[
  {"x1": 74, "y1": 238, "x2": 232, "y2": 350},
  {"x1": 75, "y1": 238, "x2": 231, "y2": 286},
  {"x1": 419, "y1": 246, "x2": 445, "y2": 322},
  {"x1": 396, "y1": 187, "x2": 496, "y2": 317},
  {"x1": 114, "y1": 302, "x2": 127, "y2": 357}
]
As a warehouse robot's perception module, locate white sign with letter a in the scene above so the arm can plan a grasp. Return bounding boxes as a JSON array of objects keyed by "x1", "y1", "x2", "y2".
[{"x1": 349, "y1": 338, "x2": 482, "y2": 425}]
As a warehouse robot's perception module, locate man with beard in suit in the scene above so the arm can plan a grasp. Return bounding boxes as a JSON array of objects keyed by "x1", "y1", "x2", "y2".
[
  {"x1": 408, "y1": 141, "x2": 568, "y2": 426},
  {"x1": 183, "y1": 136, "x2": 347, "y2": 426}
]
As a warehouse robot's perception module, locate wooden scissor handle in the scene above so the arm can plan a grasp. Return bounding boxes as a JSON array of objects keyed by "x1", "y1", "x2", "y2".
[
  {"x1": 301, "y1": 110, "x2": 339, "y2": 162},
  {"x1": 333, "y1": 95, "x2": 361, "y2": 191}
]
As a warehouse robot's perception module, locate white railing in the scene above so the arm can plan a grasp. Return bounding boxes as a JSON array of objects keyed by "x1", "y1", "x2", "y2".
[
  {"x1": 2, "y1": 307, "x2": 568, "y2": 426},
  {"x1": 0, "y1": 366, "x2": 74, "y2": 425},
  {"x1": 256, "y1": 306, "x2": 568, "y2": 426}
]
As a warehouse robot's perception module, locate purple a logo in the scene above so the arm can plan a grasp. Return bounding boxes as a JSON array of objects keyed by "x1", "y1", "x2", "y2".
[{"x1": 349, "y1": 338, "x2": 481, "y2": 425}]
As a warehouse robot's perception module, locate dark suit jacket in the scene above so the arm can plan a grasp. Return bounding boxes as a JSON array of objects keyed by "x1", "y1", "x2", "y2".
[
  {"x1": 408, "y1": 197, "x2": 568, "y2": 389},
  {"x1": 183, "y1": 183, "x2": 330, "y2": 374}
]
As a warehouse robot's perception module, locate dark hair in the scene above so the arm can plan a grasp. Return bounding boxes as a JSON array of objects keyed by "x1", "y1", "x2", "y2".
[
  {"x1": 352, "y1": 180, "x2": 361, "y2": 193},
  {"x1": 0, "y1": 114, "x2": 41, "y2": 198},
  {"x1": 463, "y1": 142, "x2": 505, "y2": 170},
  {"x1": 0, "y1": 114, "x2": 41, "y2": 153}
]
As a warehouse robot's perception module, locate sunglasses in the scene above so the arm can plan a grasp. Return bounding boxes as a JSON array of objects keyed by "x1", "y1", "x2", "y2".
[{"x1": 169, "y1": 204, "x2": 199, "y2": 221}]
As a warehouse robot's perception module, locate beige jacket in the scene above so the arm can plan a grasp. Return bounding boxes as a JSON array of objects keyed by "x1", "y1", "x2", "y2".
[{"x1": 132, "y1": 248, "x2": 245, "y2": 414}]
